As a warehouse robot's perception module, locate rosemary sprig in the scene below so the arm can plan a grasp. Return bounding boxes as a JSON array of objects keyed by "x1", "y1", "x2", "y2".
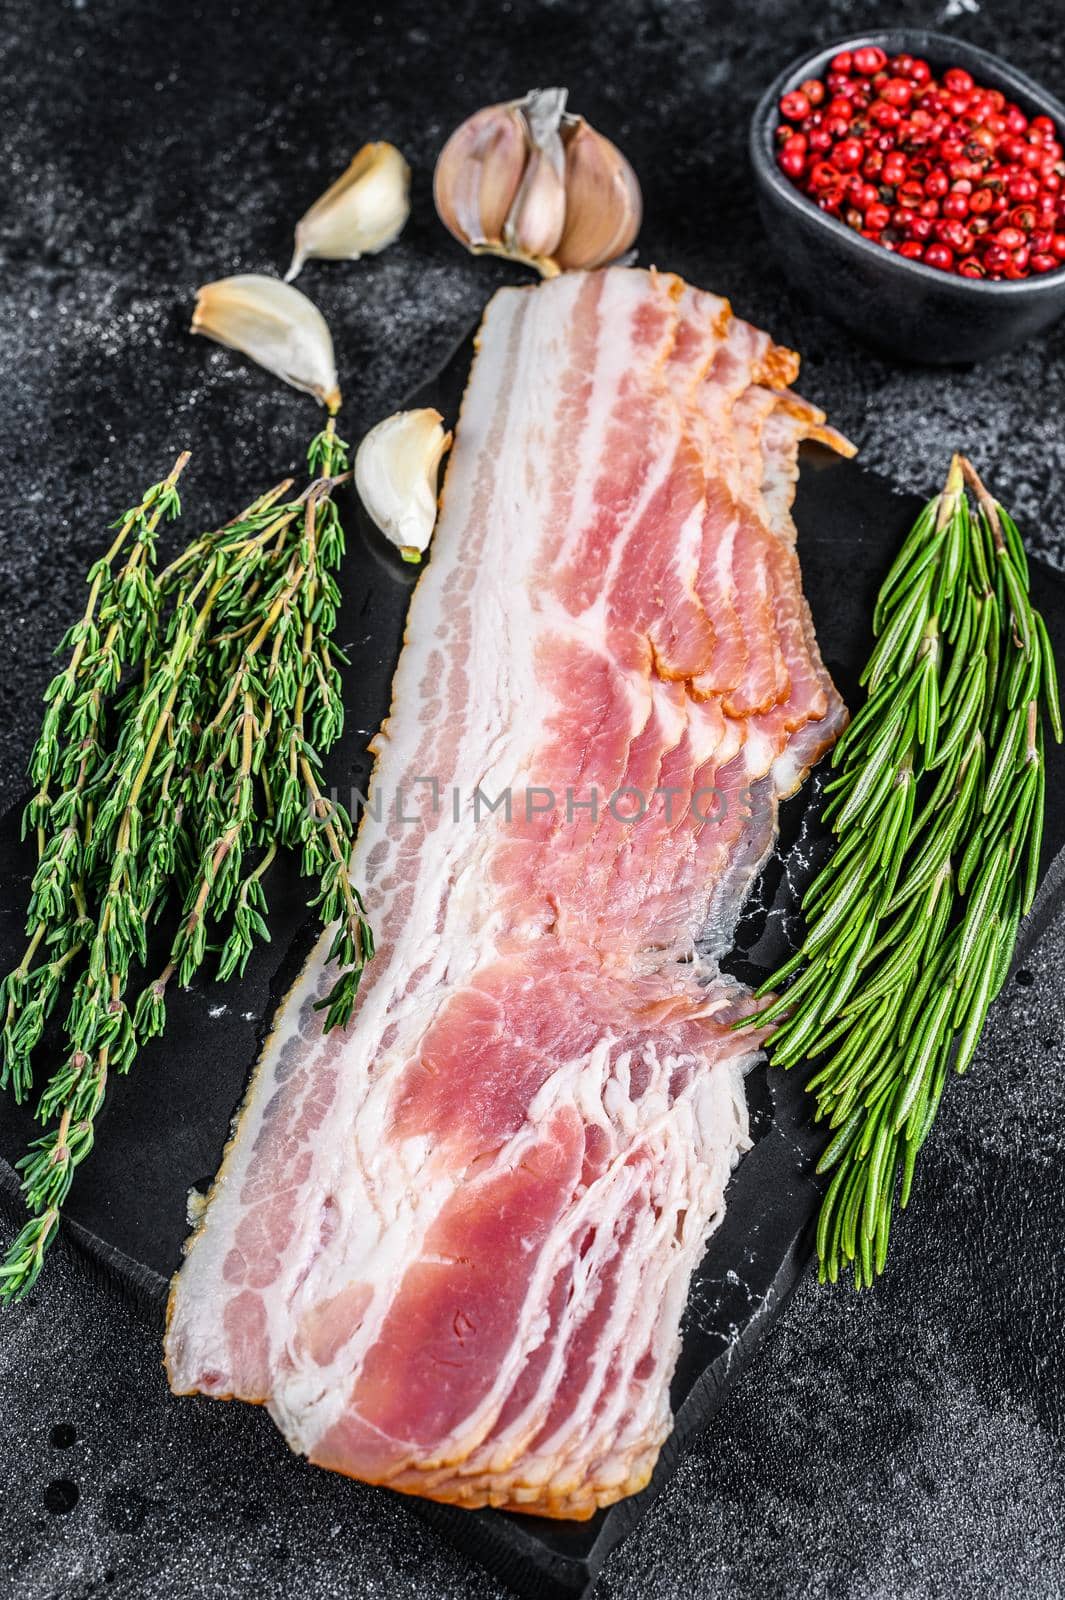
[
  {"x1": 740, "y1": 455, "x2": 1061, "y2": 1289},
  {"x1": 0, "y1": 424, "x2": 372, "y2": 1300}
]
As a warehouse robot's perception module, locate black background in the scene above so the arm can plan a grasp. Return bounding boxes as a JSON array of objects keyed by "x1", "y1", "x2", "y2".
[{"x1": 2, "y1": 2, "x2": 1065, "y2": 1598}]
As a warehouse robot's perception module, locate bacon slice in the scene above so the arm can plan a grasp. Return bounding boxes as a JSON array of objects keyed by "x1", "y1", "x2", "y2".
[{"x1": 164, "y1": 267, "x2": 852, "y2": 1520}]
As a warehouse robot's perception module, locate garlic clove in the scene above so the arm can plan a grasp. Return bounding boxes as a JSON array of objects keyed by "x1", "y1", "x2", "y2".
[
  {"x1": 286, "y1": 142, "x2": 411, "y2": 283},
  {"x1": 503, "y1": 90, "x2": 567, "y2": 268},
  {"x1": 434, "y1": 104, "x2": 527, "y2": 251},
  {"x1": 554, "y1": 117, "x2": 642, "y2": 272},
  {"x1": 503, "y1": 145, "x2": 567, "y2": 267},
  {"x1": 191, "y1": 274, "x2": 341, "y2": 411},
  {"x1": 354, "y1": 408, "x2": 452, "y2": 562}
]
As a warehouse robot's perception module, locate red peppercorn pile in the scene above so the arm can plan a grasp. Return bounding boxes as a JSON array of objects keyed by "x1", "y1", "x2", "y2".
[{"x1": 775, "y1": 47, "x2": 1065, "y2": 279}]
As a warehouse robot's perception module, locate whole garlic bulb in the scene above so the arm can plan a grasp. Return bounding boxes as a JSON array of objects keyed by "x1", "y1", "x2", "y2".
[{"x1": 434, "y1": 88, "x2": 641, "y2": 277}]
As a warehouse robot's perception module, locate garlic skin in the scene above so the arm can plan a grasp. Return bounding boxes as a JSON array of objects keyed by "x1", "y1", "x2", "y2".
[
  {"x1": 191, "y1": 275, "x2": 341, "y2": 411},
  {"x1": 355, "y1": 409, "x2": 452, "y2": 562},
  {"x1": 434, "y1": 104, "x2": 527, "y2": 252},
  {"x1": 286, "y1": 142, "x2": 411, "y2": 283},
  {"x1": 555, "y1": 115, "x2": 644, "y2": 272},
  {"x1": 434, "y1": 88, "x2": 641, "y2": 276}
]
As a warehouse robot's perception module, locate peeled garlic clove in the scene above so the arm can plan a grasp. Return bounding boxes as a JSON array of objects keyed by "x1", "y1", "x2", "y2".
[
  {"x1": 286, "y1": 142, "x2": 411, "y2": 283},
  {"x1": 434, "y1": 103, "x2": 527, "y2": 251},
  {"x1": 554, "y1": 117, "x2": 642, "y2": 271},
  {"x1": 191, "y1": 274, "x2": 341, "y2": 411},
  {"x1": 355, "y1": 409, "x2": 451, "y2": 562}
]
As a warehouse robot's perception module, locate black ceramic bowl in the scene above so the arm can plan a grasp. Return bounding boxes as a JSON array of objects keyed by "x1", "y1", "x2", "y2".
[{"x1": 750, "y1": 31, "x2": 1065, "y2": 363}]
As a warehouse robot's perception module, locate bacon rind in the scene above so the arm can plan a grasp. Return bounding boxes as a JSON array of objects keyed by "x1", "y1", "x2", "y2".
[{"x1": 165, "y1": 267, "x2": 849, "y2": 1520}]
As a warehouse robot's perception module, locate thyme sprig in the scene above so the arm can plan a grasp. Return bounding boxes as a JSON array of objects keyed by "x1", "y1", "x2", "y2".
[
  {"x1": 0, "y1": 423, "x2": 372, "y2": 1300},
  {"x1": 740, "y1": 455, "x2": 1061, "y2": 1289}
]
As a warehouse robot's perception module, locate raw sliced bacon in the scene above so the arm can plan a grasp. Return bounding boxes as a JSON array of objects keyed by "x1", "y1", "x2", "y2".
[{"x1": 165, "y1": 267, "x2": 852, "y2": 1520}]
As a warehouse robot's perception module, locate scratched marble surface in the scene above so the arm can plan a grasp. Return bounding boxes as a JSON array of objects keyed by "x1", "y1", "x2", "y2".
[{"x1": 2, "y1": 1, "x2": 1065, "y2": 1597}]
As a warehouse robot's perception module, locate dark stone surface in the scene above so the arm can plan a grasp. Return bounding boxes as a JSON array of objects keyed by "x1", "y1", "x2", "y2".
[{"x1": 1, "y1": 1, "x2": 1064, "y2": 1598}]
